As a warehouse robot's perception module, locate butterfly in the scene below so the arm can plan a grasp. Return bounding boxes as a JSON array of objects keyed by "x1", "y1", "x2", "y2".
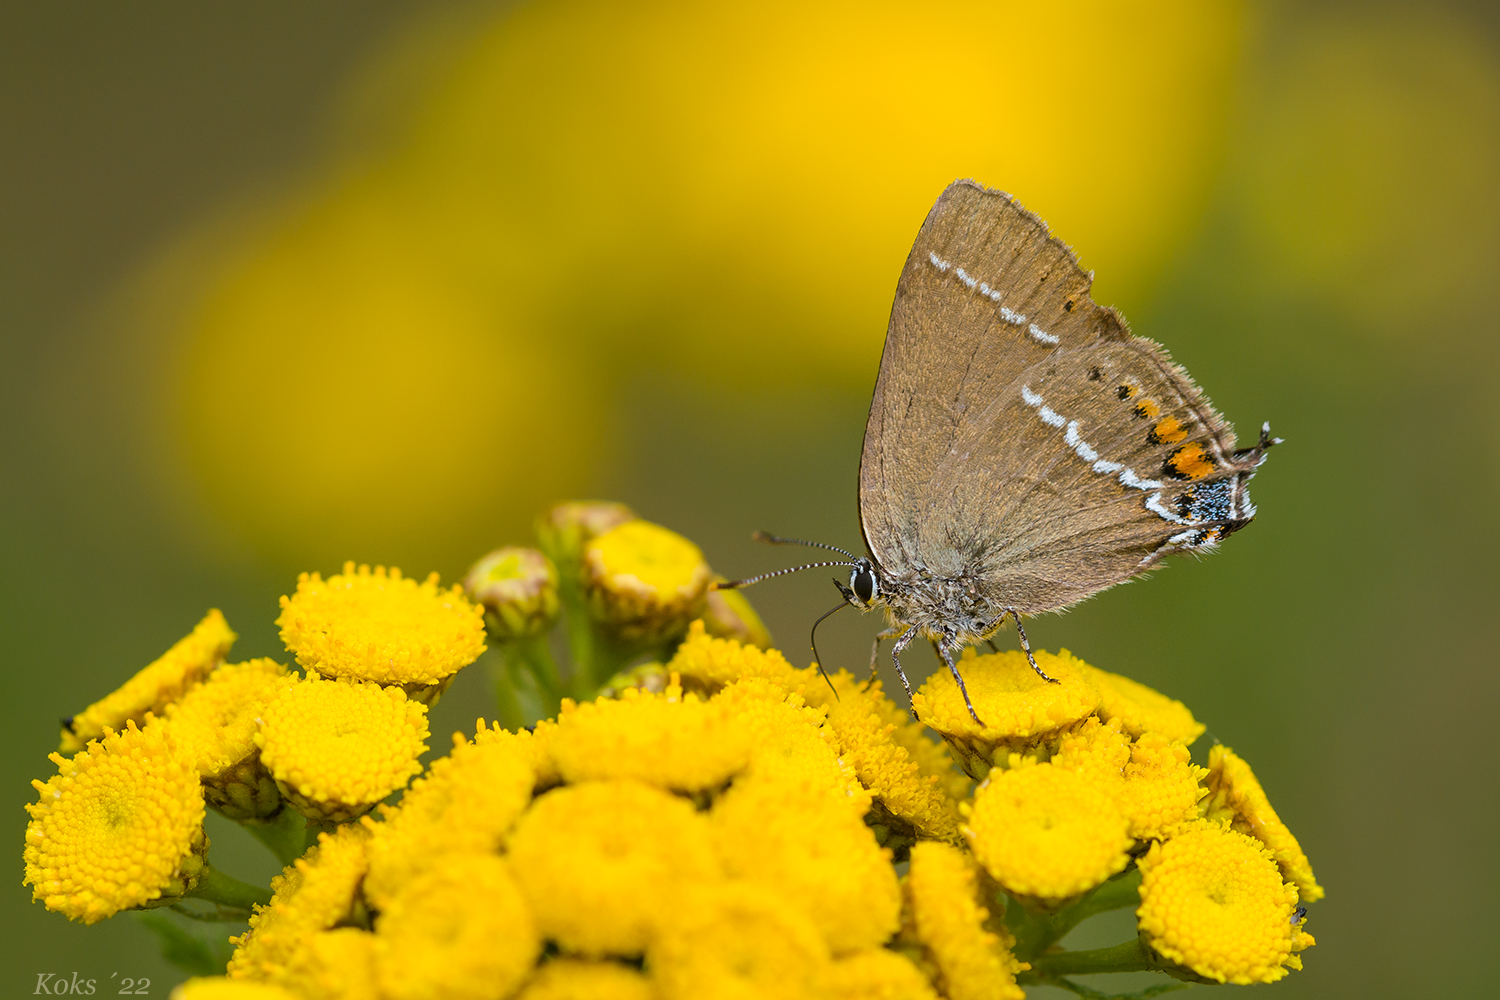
[{"x1": 723, "y1": 180, "x2": 1277, "y2": 724}]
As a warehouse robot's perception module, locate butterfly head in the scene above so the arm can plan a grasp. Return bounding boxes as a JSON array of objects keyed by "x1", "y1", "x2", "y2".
[{"x1": 846, "y1": 557, "x2": 881, "y2": 609}]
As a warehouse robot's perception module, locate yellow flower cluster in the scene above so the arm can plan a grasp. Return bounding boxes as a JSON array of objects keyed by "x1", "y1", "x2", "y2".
[
  {"x1": 220, "y1": 665, "x2": 965, "y2": 999},
  {"x1": 25, "y1": 510, "x2": 1321, "y2": 997},
  {"x1": 26, "y1": 566, "x2": 474, "y2": 925},
  {"x1": 912, "y1": 648, "x2": 1318, "y2": 984}
]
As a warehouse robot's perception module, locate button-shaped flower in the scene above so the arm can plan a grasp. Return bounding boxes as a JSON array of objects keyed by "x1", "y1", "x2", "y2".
[
  {"x1": 1136, "y1": 823, "x2": 1313, "y2": 984},
  {"x1": 256, "y1": 675, "x2": 428, "y2": 822},
  {"x1": 26, "y1": 721, "x2": 207, "y2": 923},
  {"x1": 277, "y1": 563, "x2": 485, "y2": 699}
]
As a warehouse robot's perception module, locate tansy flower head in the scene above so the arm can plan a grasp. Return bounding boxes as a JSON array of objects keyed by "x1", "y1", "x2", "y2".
[
  {"x1": 903, "y1": 840, "x2": 1025, "y2": 1000},
  {"x1": 1118, "y1": 732, "x2": 1208, "y2": 841},
  {"x1": 505, "y1": 779, "x2": 722, "y2": 956},
  {"x1": 583, "y1": 520, "x2": 712, "y2": 649},
  {"x1": 165, "y1": 658, "x2": 288, "y2": 820},
  {"x1": 464, "y1": 546, "x2": 560, "y2": 641},
  {"x1": 548, "y1": 681, "x2": 751, "y2": 792},
  {"x1": 228, "y1": 822, "x2": 371, "y2": 983},
  {"x1": 964, "y1": 759, "x2": 1131, "y2": 904},
  {"x1": 1203, "y1": 745, "x2": 1323, "y2": 901},
  {"x1": 913, "y1": 649, "x2": 1100, "y2": 775},
  {"x1": 1051, "y1": 715, "x2": 1132, "y2": 783},
  {"x1": 648, "y1": 882, "x2": 832, "y2": 1000},
  {"x1": 666, "y1": 619, "x2": 806, "y2": 693},
  {"x1": 280, "y1": 927, "x2": 378, "y2": 1000},
  {"x1": 703, "y1": 584, "x2": 774, "y2": 649},
  {"x1": 256, "y1": 675, "x2": 429, "y2": 822},
  {"x1": 826, "y1": 949, "x2": 942, "y2": 1000},
  {"x1": 1079, "y1": 662, "x2": 1205, "y2": 744},
  {"x1": 363, "y1": 724, "x2": 537, "y2": 908},
  {"x1": 711, "y1": 677, "x2": 869, "y2": 812},
  {"x1": 711, "y1": 775, "x2": 901, "y2": 955},
  {"x1": 276, "y1": 562, "x2": 486, "y2": 697},
  {"x1": 1136, "y1": 823, "x2": 1311, "y2": 984},
  {"x1": 62, "y1": 610, "x2": 236, "y2": 752},
  {"x1": 373, "y1": 853, "x2": 539, "y2": 1000},
  {"x1": 516, "y1": 960, "x2": 655, "y2": 1000},
  {"x1": 26, "y1": 720, "x2": 207, "y2": 924},
  {"x1": 819, "y1": 670, "x2": 963, "y2": 843}
]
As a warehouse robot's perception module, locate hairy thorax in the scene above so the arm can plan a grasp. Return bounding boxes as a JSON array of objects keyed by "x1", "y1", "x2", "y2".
[{"x1": 876, "y1": 568, "x2": 1002, "y2": 647}]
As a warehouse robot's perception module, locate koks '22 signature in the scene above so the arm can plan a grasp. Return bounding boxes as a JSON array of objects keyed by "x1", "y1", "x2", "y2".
[{"x1": 34, "y1": 972, "x2": 151, "y2": 994}]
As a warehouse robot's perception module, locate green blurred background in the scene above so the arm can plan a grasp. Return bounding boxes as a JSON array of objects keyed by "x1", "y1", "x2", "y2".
[{"x1": 4, "y1": 0, "x2": 1496, "y2": 995}]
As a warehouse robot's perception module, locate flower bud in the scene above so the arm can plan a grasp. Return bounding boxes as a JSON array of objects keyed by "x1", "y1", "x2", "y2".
[
  {"x1": 582, "y1": 520, "x2": 711, "y2": 650},
  {"x1": 465, "y1": 547, "x2": 560, "y2": 641}
]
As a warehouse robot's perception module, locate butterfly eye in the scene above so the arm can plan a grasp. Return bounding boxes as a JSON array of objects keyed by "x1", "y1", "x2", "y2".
[{"x1": 851, "y1": 564, "x2": 878, "y2": 605}]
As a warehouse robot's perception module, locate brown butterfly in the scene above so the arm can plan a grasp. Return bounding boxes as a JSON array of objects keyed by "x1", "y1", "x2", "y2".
[{"x1": 723, "y1": 180, "x2": 1277, "y2": 724}]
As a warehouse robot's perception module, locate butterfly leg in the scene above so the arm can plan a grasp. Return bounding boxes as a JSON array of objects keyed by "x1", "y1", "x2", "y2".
[
  {"x1": 863, "y1": 625, "x2": 905, "y2": 692},
  {"x1": 936, "y1": 638, "x2": 986, "y2": 726},
  {"x1": 1006, "y1": 609, "x2": 1058, "y2": 683},
  {"x1": 887, "y1": 627, "x2": 922, "y2": 719}
]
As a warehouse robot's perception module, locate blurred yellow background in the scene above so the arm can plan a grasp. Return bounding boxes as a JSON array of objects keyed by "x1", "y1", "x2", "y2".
[{"x1": 4, "y1": 1, "x2": 1496, "y2": 997}]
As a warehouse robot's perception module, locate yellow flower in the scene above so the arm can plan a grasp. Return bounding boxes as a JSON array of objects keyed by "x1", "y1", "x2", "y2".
[
  {"x1": 228, "y1": 822, "x2": 371, "y2": 982},
  {"x1": 62, "y1": 610, "x2": 236, "y2": 752},
  {"x1": 464, "y1": 546, "x2": 560, "y2": 640},
  {"x1": 826, "y1": 949, "x2": 942, "y2": 1000},
  {"x1": 1050, "y1": 716, "x2": 1132, "y2": 784},
  {"x1": 170, "y1": 980, "x2": 302, "y2": 1000},
  {"x1": 280, "y1": 928, "x2": 378, "y2": 1000},
  {"x1": 1136, "y1": 823, "x2": 1310, "y2": 984},
  {"x1": 964, "y1": 759, "x2": 1131, "y2": 903},
  {"x1": 903, "y1": 841, "x2": 1025, "y2": 1000},
  {"x1": 666, "y1": 619, "x2": 807, "y2": 691},
  {"x1": 516, "y1": 960, "x2": 655, "y2": 1000},
  {"x1": 165, "y1": 658, "x2": 289, "y2": 820},
  {"x1": 373, "y1": 853, "x2": 539, "y2": 1000},
  {"x1": 1078, "y1": 663, "x2": 1205, "y2": 744},
  {"x1": 583, "y1": 520, "x2": 713, "y2": 648},
  {"x1": 276, "y1": 563, "x2": 486, "y2": 697},
  {"x1": 818, "y1": 671, "x2": 962, "y2": 842},
  {"x1": 25, "y1": 721, "x2": 206, "y2": 924},
  {"x1": 548, "y1": 680, "x2": 751, "y2": 791},
  {"x1": 711, "y1": 774, "x2": 901, "y2": 955},
  {"x1": 1203, "y1": 745, "x2": 1323, "y2": 901},
  {"x1": 711, "y1": 677, "x2": 868, "y2": 812},
  {"x1": 505, "y1": 779, "x2": 722, "y2": 956},
  {"x1": 363, "y1": 724, "x2": 537, "y2": 908},
  {"x1": 648, "y1": 882, "x2": 832, "y2": 1000},
  {"x1": 912, "y1": 649, "x2": 1100, "y2": 774},
  {"x1": 256, "y1": 675, "x2": 429, "y2": 822},
  {"x1": 1118, "y1": 732, "x2": 1208, "y2": 841}
]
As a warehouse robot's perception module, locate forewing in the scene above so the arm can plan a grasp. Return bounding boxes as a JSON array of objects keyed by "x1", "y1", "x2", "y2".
[{"x1": 859, "y1": 179, "x2": 1128, "y2": 575}]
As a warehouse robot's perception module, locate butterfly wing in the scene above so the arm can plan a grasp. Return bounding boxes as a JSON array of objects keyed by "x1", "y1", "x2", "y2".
[{"x1": 859, "y1": 180, "x2": 1266, "y2": 614}]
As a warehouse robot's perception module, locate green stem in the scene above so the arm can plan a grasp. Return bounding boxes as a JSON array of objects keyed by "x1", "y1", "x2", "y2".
[
  {"x1": 1009, "y1": 869, "x2": 1141, "y2": 961},
  {"x1": 187, "y1": 864, "x2": 272, "y2": 911},
  {"x1": 1024, "y1": 938, "x2": 1160, "y2": 979},
  {"x1": 243, "y1": 807, "x2": 310, "y2": 867}
]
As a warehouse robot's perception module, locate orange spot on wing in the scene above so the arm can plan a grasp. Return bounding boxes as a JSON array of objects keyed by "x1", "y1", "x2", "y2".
[
  {"x1": 1152, "y1": 416, "x2": 1189, "y2": 443},
  {"x1": 1134, "y1": 398, "x2": 1161, "y2": 419},
  {"x1": 1169, "y1": 443, "x2": 1215, "y2": 480}
]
